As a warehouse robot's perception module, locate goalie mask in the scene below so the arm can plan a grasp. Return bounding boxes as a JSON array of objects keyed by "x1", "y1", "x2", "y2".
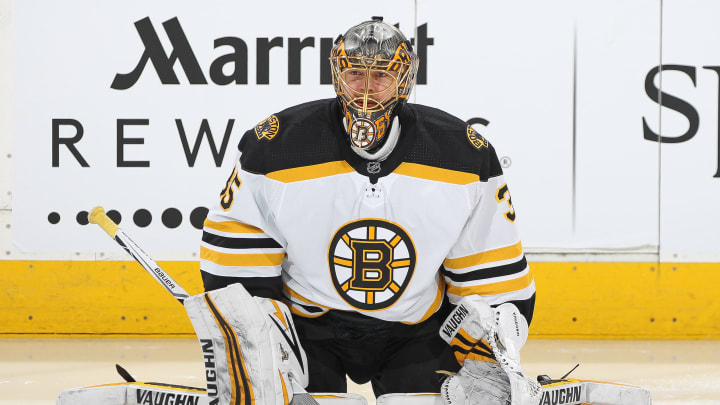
[{"x1": 331, "y1": 18, "x2": 418, "y2": 154}]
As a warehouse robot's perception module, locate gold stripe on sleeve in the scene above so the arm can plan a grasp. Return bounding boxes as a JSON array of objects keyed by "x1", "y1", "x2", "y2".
[
  {"x1": 266, "y1": 161, "x2": 355, "y2": 183},
  {"x1": 200, "y1": 246, "x2": 284, "y2": 266},
  {"x1": 443, "y1": 242, "x2": 523, "y2": 270},
  {"x1": 394, "y1": 163, "x2": 480, "y2": 185},
  {"x1": 446, "y1": 272, "x2": 534, "y2": 296},
  {"x1": 203, "y1": 219, "x2": 265, "y2": 234}
]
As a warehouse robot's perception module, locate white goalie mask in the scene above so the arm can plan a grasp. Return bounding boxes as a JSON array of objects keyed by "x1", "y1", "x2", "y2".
[{"x1": 330, "y1": 17, "x2": 418, "y2": 154}]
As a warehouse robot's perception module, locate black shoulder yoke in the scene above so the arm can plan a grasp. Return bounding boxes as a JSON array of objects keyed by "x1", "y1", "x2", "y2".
[
  {"x1": 402, "y1": 103, "x2": 503, "y2": 181},
  {"x1": 238, "y1": 98, "x2": 345, "y2": 174},
  {"x1": 237, "y1": 99, "x2": 503, "y2": 182}
]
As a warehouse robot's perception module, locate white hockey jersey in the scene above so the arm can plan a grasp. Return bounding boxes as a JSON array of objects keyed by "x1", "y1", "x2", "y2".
[{"x1": 200, "y1": 99, "x2": 535, "y2": 325}]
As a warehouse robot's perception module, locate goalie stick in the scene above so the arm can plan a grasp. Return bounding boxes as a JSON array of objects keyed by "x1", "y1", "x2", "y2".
[
  {"x1": 88, "y1": 206, "x2": 190, "y2": 303},
  {"x1": 87, "y1": 206, "x2": 319, "y2": 405}
]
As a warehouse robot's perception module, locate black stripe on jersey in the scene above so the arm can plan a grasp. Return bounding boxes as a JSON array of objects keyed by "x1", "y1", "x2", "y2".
[
  {"x1": 292, "y1": 301, "x2": 325, "y2": 314},
  {"x1": 441, "y1": 256, "x2": 528, "y2": 283},
  {"x1": 202, "y1": 232, "x2": 282, "y2": 249},
  {"x1": 201, "y1": 271, "x2": 283, "y2": 301}
]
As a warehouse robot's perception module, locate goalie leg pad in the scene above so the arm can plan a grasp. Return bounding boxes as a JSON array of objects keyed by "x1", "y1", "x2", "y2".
[
  {"x1": 56, "y1": 382, "x2": 208, "y2": 405},
  {"x1": 184, "y1": 283, "x2": 309, "y2": 405},
  {"x1": 376, "y1": 393, "x2": 442, "y2": 405}
]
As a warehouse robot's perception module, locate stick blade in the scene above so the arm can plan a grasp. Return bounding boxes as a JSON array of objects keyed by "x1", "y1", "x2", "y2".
[{"x1": 115, "y1": 364, "x2": 136, "y2": 383}]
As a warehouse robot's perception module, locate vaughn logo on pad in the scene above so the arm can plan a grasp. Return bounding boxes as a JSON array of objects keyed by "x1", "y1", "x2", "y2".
[
  {"x1": 441, "y1": 304, "x2": 469, "y2": 340},
  {"x1": 136, "y1": 388, "x2": 202, "y2": 405},
  {"x1": 539, "y1": 383, "x2": 584, "y2": 405}
]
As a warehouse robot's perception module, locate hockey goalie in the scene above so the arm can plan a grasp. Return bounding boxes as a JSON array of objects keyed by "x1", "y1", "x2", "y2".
[
  {"x1": 59, "y1": 17, "x2": 651, "y2": 405},
  {"x1": 196, "y1": 17, "x2": 538, "y2": 405}
]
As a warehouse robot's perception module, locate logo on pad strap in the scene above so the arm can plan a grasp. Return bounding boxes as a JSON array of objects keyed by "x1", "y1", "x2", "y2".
[{"x1": 328, "y1": 219, "x2": 416, "y2": 311}]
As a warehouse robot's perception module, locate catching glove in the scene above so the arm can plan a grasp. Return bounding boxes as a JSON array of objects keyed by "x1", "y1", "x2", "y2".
[{"x1": 439, "y1": 296, "x2": 541, "y2": 405}]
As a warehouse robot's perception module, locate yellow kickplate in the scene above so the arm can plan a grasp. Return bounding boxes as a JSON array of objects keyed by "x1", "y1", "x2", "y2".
[
  {"x1": 1, "y1": 260, "x2": 719, "y2": 337},
  {"x1": 531, "y1": 262, "x2": 720, "y2": 339},
  {"x1": 0, "y1": 261, "x2": 203, "y2": 334}
]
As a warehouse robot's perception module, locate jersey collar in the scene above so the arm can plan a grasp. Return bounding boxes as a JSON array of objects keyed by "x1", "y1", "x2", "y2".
[{"x1": 332, "y1": 102, "x2": 417, "y2": 184}]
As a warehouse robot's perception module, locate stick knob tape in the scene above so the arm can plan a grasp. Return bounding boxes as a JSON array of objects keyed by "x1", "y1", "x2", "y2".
[{"x1": 88, "y1": 206, "x2": 119, "y2": 238}]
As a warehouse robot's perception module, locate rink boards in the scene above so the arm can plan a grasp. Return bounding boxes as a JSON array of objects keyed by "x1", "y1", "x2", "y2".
[{"x1": 2, "y1": 260, "x2": 719, "y2": 338}]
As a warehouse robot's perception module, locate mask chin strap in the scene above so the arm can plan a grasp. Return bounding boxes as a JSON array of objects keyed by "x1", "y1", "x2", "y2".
[{"x1": 345, "y1": 116, "x2": 401, "y2": 162}]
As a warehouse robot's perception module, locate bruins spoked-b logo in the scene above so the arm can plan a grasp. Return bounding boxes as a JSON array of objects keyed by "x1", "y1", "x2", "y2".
[
  {"x1": 466, "y1": 125, "x2": 488, "y2": 150},
  {"x1": 328, "y1": 219, "x2": 416, "y2": 311},
  {"x1": 254, "y1": 115, "x2": 280, "y2": 141}
]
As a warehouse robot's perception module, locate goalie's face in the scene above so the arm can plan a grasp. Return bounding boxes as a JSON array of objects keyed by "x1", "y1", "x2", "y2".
[{"x1": 339, "y1": 66, "x2": 399, "y2": 112}]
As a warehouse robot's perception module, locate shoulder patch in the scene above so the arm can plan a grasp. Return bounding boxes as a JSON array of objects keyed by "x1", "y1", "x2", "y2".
[
  {"x1": 466, "y1": 125, "x2": 488, "y2": 150},
  {"x1": 254, "y1": 115, "x2": 280, "y2": 141}
]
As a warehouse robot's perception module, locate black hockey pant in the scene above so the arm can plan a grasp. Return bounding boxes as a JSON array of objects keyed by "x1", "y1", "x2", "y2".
[{"x1": 292, "y1": 300, "x2": 460, "y2": 397}]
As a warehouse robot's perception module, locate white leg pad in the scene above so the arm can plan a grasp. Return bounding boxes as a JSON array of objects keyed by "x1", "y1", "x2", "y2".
[
  {"x1": 56, "y1": 382, "x2": 208, "y2": 405},
  {"x1": 376, "y1": 393, "x2": 442, "y2": 405},
  {"x1": 184, "y1": 283, "x2": 309, "y2": 405},
  {"x1": 311, "y1": 393, "x2": 368, "y2": 405},
  {"x1": 56, "y1": 383, "x2": 367, "y2": 405},
  {"x1": 539, "y1": 379, "x2": 652, "y2": 405}
]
